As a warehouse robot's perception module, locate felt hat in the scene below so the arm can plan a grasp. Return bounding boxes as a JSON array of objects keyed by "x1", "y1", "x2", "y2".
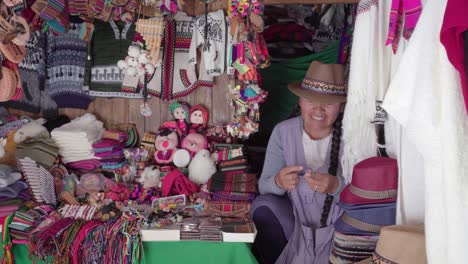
[
  {"x1": 0, "y1": 42, "x2": 26, "y2": 63},
  {"x1": 355, "y1": 225, "x2": 427, "y2": 264},
  {"x1": 334, "y1": 202, "x2": 397, "y2": 236},
  {"x1": 340, "y1": 157, "x2": 398, "y2": 205},
  {"x1": 288, "y1": 60, "x2": 347, "y2": 103},
  {"x1": 0, "y1": 65, "x2": 18, "y2": 102}
]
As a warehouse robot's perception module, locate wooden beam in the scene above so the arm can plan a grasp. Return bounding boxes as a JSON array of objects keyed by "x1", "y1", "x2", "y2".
[{"x1": 191, "y1": 0, "x2": 358, "y2": 17}]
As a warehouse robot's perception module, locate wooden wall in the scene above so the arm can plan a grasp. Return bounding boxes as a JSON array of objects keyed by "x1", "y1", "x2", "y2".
[{"x1": 9, "y1": 75, "x2": 235, "y2": 135}]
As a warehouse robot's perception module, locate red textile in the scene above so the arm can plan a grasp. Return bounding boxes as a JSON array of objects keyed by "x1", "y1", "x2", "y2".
[
  {"x1": 161, "y1": 169, "x2": 199, "y2": 197},
  {"x1": 440, "y1": 0, "x2": 468, "y2": 114}
]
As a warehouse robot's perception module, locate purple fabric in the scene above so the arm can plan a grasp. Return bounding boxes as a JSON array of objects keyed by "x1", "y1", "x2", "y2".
[
  {"x1": 334, "y1": 202, "x2": 396, "y2": 236},
  {"x1": 66, "y1": 159, "x2": 101, "y2": 171},
  {"x1": 94, "y1": 148, "x2": 124, "y2": 158},
  {"x1": 92, "y1": 139, "x2": 121, "y2": 150},
  {"x1": 253, "y1": 206, "x2": 288, "y2": 264},
  {"x1": 0, "y1": 181, "x2": 29, "y2": 199}
]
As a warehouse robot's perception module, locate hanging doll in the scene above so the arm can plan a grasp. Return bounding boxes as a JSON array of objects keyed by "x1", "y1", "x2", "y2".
[
  {"x1": 154, "y1": 128, "x2": 179, "y2": 165},
  {"x1": 167, "y1": 102, "x2": 190, "y2": 137},
  {"x1": 189, "y1": 105, "x2": 209, "y2": 134}
]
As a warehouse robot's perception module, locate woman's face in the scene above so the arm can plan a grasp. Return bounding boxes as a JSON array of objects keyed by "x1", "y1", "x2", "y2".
[{"x1": 299, "y1": 97, "x2": 342, "y2": 131}]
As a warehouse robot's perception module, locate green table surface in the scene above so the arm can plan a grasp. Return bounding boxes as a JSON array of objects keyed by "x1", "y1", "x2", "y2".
[{"x1": 0, "y1": 240, "x2": 258, "y2": 264}]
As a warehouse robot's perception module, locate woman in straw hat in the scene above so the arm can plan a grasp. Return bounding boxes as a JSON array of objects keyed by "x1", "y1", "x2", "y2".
[{"x1": 251, "y1": 61, "x2": 347, "y2": 264}]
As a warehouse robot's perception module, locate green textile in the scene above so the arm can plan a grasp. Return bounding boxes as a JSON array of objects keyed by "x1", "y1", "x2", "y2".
[
  {"x1": 0, "y1": 240, "x2": 258, "y2": 264},
  {"x1": 248, "y1": 41, "x2": 340, "y2": 146}
]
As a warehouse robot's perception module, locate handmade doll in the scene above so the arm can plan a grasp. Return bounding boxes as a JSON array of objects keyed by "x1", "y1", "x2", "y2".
[
  {"x1": 168, "y1": 102, "x2": 190, "y2": 136},
  {"x1": 206, "y1": 124, "x2": 230, "y2": 147},
  {"x1": 154, "y1": 128, "x2": 179, "y2": 165},
  {"x1": 181, "y1": 133, "x2": 208, "y2": 158},
  {"x1": 189, "y1": 105, "x2": 209, "y2": 134}
]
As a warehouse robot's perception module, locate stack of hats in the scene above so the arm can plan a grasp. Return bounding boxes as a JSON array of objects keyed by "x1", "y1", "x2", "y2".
[
  {"x1": 356, "y1": 225, "x2": 426, "y2": 264},
  {"x1": 16, "y1": 135, "x2": 59, "y2": 169},
  {"x1": 92, "y1": 139, "x2": 126, "y2": 171},
  {"x1": 51, "y1": 114, "x2": 104, "y2": 171},
  {"x1": 330, "y1": 157, "x2": 398, "y2": 264},
  {"x1": 0, "y1": 165, "x2": 29, "y2": 219}
]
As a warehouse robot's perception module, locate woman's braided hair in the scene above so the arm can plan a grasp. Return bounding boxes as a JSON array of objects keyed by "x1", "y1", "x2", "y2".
[{"x1": 319, "y1": 112, "x2": 343, "y2": 227}]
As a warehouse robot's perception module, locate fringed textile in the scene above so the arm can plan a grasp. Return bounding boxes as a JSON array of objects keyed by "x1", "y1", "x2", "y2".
[{"x1": 1, "y1": 214, "x2": 15, "y2": 264}]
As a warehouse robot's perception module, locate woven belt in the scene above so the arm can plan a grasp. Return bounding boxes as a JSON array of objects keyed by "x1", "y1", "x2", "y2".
[
  {"x1": 341, "y1": 213, "x2": 382, "y2": 233},
  {"x1": 349, "y1": 185, "x2": 397, "y2": 200}
]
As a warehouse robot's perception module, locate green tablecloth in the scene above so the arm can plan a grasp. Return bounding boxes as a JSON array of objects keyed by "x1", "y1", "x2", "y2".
[{"x1": 0, "y1": 240, "x2": 258, "y2": 264}]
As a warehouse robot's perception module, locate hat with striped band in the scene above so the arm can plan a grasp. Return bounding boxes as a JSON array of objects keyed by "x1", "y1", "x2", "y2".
[{"x1": 288, "y1": 60, "x2": 347, "y2": 104}]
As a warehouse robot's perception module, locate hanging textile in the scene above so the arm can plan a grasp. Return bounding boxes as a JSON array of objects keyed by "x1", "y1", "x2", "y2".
[
  {"x1": 146, "y1": 12, "x2": 214, "y2": 100},
  {"x1": 386, "y1": 0, "x2": 422, "y2": 53},
  {"x1": 382, "y1": 0, "x2": 468, "y2": 262},
  {"x1": 341, "y1": 0, "x2": 397, "y2": 183},
  {"x1": 46, "y1": 23, "x2": 93, "y2": 109},
  {"x1": 440, "y1": 0, "x2": 468, "y2": 114},
  {"x1": 188, "y1": 9, "x2": 230, "y2": 77},
  {"x1": 85, "y1": 20, "x2": 144, "y2": 98}
]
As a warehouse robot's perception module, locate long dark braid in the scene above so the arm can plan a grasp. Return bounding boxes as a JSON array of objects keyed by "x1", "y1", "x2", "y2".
[{"x1": 319, "y1": 112, "x2": 343, "y2": 227}]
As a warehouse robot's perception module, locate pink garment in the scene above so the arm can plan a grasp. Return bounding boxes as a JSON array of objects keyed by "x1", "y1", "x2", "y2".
[
  {"x1": 386, "y1": 0, "x2": 422, "y2": 53},
  {"x1": 440, "y1": 0, "x2": 468, "y2": 114}
]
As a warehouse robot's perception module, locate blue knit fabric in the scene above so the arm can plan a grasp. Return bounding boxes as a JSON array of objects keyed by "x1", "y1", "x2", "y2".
[
  {"x1": 2, "y1": 32, "x2": 57, "y2": 116},
  {"x1": 46, "y1": 23, "x2": 93, "y2": 109}
]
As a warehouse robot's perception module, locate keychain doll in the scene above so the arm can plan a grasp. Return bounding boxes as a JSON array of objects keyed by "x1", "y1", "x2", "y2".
[
  {"x1": 168, "y1": 102, "x2": 191, "y2": 137},
  {"x1": 189, "y1": 105, "x2": 209, "y2": 134}
]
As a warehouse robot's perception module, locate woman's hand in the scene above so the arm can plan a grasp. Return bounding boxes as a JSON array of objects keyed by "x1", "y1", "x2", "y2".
[
  {"x1": 275, "y1": 166, "x2": 303, "y2": 191},
  {"x1": 304, "y1": 172, "x2": 339, "y2": 194}
]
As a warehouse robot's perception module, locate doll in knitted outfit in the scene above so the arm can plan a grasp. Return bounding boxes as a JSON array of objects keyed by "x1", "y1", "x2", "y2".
[{"x1": 189, "y1": 105, "x2": 209, "y2": 134}]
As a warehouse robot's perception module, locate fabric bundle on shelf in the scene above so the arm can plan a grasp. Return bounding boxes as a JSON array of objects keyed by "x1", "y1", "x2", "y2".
[
  {"x1": 15, "y1": 135, "x2": 59, "y2": 169},
  {"x1": 8, "y1": 206, "x2": 50, "y2": 244},
  {"x1": 0, "y1": 165, "x2": 29, "y2": 218},
  {"x1": 51, "y1": 114, "x2": 104, "y2": 169},
  {"x1": 92, "y1": 139, "x2": 126, "y2": 170}
]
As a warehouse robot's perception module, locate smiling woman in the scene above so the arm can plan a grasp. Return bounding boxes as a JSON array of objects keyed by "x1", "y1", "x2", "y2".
[{"x1": 251, "y1": 60, "x2": 347, "y2": 264}]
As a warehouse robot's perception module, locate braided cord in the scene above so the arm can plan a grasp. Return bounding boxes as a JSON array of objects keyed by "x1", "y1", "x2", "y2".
[{"x1": 320, "y1": 113, "x2": 343, "y2": 227}]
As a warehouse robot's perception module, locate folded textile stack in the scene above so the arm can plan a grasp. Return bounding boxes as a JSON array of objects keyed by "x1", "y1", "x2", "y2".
[
  {"x1": 199, "y1": 217, "x2": 223, "y2": 242},
  {"x1": 18, "y1": 157, "x2": 56, "y2": 205},
  {"x1": 329, "y1": 232, "x2": 378, "y2": 264},
  {"x1": 8, "y1": 206, "x2": 50, "y2": 244},
  {"x1": 330, "y1": 157, "x2": 398, "y2": 264},
  {"x1": 16, "y1": 135, "x2": 59, "y2": 169},
  {"x1": 180, "y1": 220, "x2": 200, "y2": 241},
  {"x1": 92, "y1": 139, "x2": 126, "y2": 171},
  {"x1": 208, "y1": 171, "x2": 257, "y2": 202},
  {"x1": 51, "y1": 114, "x2": 104, "y2": 171},
  {"x1": 0, "y1": 165, "x2": 29, "y2": 218}
]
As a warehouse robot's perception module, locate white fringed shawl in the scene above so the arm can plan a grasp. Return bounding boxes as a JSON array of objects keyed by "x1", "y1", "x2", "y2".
[{"x1": 341, "y1": 0, "x2": 394, "y2": 182}]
